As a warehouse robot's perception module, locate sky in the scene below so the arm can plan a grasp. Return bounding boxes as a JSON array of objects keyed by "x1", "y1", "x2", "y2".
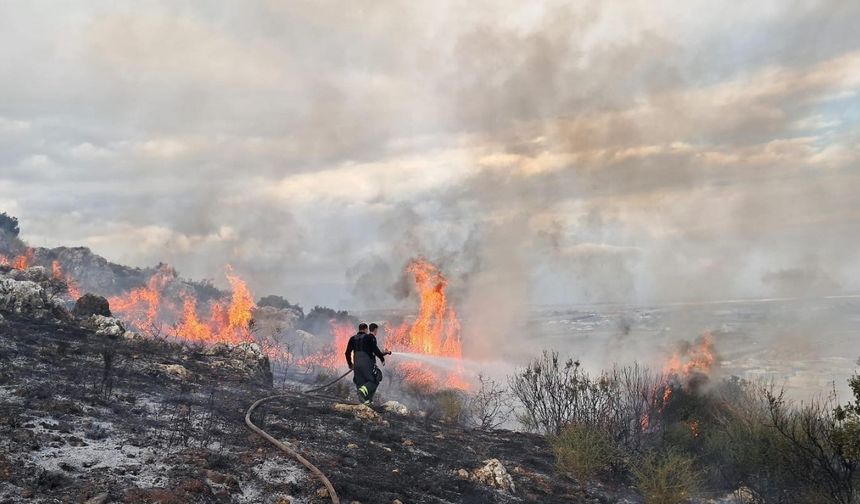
[{"x1": 1, "y1": 0, "x2": 858, "y2": 311}]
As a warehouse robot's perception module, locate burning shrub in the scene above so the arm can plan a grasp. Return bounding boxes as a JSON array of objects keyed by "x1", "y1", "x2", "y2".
[
  {"x1": 550, "y1": 424, "x2": 620, "y2": 481},
  {"x1": 631, "y1": 449, "x2": 700, "y2": 504}
]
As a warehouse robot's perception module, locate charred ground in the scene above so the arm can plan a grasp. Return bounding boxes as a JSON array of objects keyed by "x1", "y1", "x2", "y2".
[{"x1": 0, "y1": 307, "x2": 638, "y2": 504}]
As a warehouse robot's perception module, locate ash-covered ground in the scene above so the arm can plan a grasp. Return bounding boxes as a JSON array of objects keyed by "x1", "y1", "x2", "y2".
[{"x1": 0, "y1": 278, "x2": 644, "y2": 504}]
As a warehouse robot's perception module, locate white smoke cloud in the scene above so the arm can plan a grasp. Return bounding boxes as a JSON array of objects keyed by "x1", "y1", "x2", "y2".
[{"x1": 0, "y1": 0, "x2": 858, "y2": 322}]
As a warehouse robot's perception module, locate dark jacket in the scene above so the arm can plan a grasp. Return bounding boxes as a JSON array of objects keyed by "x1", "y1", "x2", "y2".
[{"x1": 344, "y1": 332, "x2": 386, "y2": 368}]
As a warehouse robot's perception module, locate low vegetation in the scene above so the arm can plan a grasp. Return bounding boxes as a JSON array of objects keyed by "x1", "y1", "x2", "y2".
[
  {"x1": 632, "y1": 449, "x2": 700, "y2": 504},
  {"x1": 550, "y1": 424, "x2": 619, "y2": 481},
  {"x1": 508, "y1": 352, "x2": 860, "y2": 503}
]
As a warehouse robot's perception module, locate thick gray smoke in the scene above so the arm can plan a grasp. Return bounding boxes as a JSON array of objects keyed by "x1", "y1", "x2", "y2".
[{"x1": 2, "y1": 1, "x2": 860, "y2": 371}]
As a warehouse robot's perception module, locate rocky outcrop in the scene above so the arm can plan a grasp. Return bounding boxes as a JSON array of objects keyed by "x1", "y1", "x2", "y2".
[
  {"x1": 471, "y1": 459, "x2": 516, "y2": 493},
  {"x1": 382, "y1": 400, "x2": 410, "y2": 416},
  {"x1": 202, "y1": 342, "x2": 273, "y2": 387},
  {"x1": 332, "y1": 403, "x2": 383, "y2": 421},
  {"x1": 33, "y1": 246, "x2": 154, "y2": 297},
  {"x1": 81, "y1": 315, "x2": 128, "y2": 338},
  {"x1": 156, "y1": 364, "x2": 193, "y2": 380},
  {"x1": 73, "y1": 294, "x2": 111, "y2": 318},
  {"x1": 0, "y1": 277, "x2": 69, "y2": 321}
]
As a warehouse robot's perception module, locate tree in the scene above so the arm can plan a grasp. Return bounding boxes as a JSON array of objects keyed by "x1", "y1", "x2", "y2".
[
  {"x1": 257, "y1": 294, "x2": 304, "y2": 317},
  {"x1": 0, "y1": 212, "x2": 20, "y2": 237}
]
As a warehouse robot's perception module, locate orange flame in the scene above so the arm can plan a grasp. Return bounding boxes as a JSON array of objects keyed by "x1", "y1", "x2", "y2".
[
  {"x1": 664, "y1": 332, "x2": 717, "y2": 379},
  {"x1": 387, "y1": 258, "x2": 467, "y2": 390},
  {"x1": 297, "y1": 321, "x2": 354, "y2": 369},
  {"x1": 639, "y1": 332, "x2": 718, "y2": 432},
  {"x1": 0, "y1": 248, "x2": 34, "y2": 270},
  {"x1": 299, "y1": 259, "x2": 468, "y2": 390},
  {"x1": 108, "y1": 268, "x2": 171, "y2": 330},
  {"x1": 51, "y1": 260, "x2": 82, "y2": 300},
  {"x1": 172, "y1": 267, "x2": 255, "y2": 345},
  {"x1": 389, "y1": 258, "x2": 462, "y2": 358},
  {"x1": 225, "y1": 266, "x2": 254, "y2": 339}
]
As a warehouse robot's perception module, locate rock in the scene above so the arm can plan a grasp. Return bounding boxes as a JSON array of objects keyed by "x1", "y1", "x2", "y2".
[
  {"x1": 382, "y1": 400, "x2": 409, "y2": 416},
  {"x1": 294, "y1": 329, "x2": 316, "y2": 341},
  {"x1": 204, "y1": 469, "x2": 239, "y2": 496},
  {"x1": 84, "y1": 493, "x2": 110, "y2": 504},
  {"x1": 73, "y1": 293, "x2": 111, "y2": 318},
  {"x1": 8, "y1": 266, "x2": 50, "y2": 284},
  {"x1": 203, "y1": 342, "x2": 273, "y2": 387},
  {"x1": 471, "y1": 458, "x2": 516, "y2": 493},
  {"x1": 156, "y1": 364, "x2": 193, "y2": 380},
  {"x1": 347, "y1": 443, "x2": 358, "y2": 449},
  {"x1": 83, "y1": 315, "x2": 126, "y2": 338},
  {"x1": 0, "y1": 277, "x2": 69, "y2": 321},
  {"x1": 332, "y1": 403, "x2": 382, "y2": 421}
]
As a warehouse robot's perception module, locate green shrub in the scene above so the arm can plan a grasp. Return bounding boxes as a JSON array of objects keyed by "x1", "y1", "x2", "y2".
[
  {"x1": 632, "y1": 449, "x2": 700, "y2": 504},
  {"x1": 550, "y1": 424, "x2": 618, "y2": 481},
  {"x1": 435, "y1": 389, "x2": 466, "y2": 424}
]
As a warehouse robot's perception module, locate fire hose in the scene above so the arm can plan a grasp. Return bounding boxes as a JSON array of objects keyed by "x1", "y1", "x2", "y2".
[{"x1": 244, "y1": 369, "x2": 354, "y2": 504}]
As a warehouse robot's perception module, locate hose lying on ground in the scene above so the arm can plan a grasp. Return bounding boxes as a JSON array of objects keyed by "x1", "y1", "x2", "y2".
[{"x1": 244, "y1": 370, "x2": 354, "y2": 504}]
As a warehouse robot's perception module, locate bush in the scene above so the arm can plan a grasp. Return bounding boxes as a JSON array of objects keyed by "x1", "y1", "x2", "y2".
[
  {"x1": 632, "y1": 449, "x2": 700, "y2": 504},
  {"x1": 257, "y1": 294, "x2": 304, "y2": 316},
  {"x1": 703, "y1": 378, "x2": 799, "y2": 502},
  {"x1": 550, "y1": 424, "x2": 619, "y2": 481},
  {"x1": 298, "y1": 305, "x2": 356, "y2": 335},
  {"x1": 466, "y1": 374, "x2": 514, "y2": 430},
  {"x1": 765, "y1": 386, "x2": 859, "y2": 504},
  {"x1": 435, "y1": 389, "x2": 467, "y2": 424},
  {"x1": 509, "y1": 351, "x2": 615, "y2": 435},
  {"x1": 510, "y1": 352, "x2": 668, "y2": 448}
]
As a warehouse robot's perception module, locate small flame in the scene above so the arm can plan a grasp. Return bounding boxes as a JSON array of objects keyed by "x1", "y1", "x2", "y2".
[
  {"x1": 641, "y1": 332, "x2": 718, "y2": 433},
  {"x1": 51, "y1": 261, "x2": 82, "y2": 300},
  {"x1": 108, "y1": 267, "x2": 171, "y2": 330},
  {"x1": 664, "y1": 332, "x2": 717, "y2": 380},
  {"x1": 0, "y1": 249, "x2": 34, "y2": 270}
]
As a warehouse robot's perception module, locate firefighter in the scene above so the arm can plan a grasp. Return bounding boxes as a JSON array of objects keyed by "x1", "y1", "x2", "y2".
[{"x1": 344, "y1": 322, "x2": 390, "y2": 405}]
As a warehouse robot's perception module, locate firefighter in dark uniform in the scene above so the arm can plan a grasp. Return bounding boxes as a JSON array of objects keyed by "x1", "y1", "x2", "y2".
[{"x1": 344, "y1": 322, "x2": 390, "y2": 405}]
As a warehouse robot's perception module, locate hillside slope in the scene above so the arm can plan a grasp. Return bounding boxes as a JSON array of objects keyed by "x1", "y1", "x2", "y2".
[{"x1": 0, "y1": 278, "x2": 636, "y2": 504}]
